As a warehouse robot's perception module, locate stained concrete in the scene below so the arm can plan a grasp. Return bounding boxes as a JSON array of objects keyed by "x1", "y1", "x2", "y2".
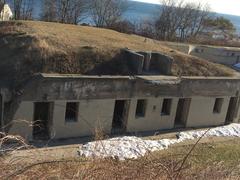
[
  {"x1": 189, "y1": 46, "x2": 240, "y2": 65},
  {"x1": 186, "y1": 97, "x2": 231, "y2": 127},
  {"x1": 4, "y1": 74, "x2": 240, "y2": 140},
  {"x1": 51, "y1": 100, "x2": 115, "y2": 139},
  {"x1": 8, "y1": 101, "x2": 33, "y2": 140},
  {"x1": 126, "y1": 97, "x2": 178, "y2": 132}
]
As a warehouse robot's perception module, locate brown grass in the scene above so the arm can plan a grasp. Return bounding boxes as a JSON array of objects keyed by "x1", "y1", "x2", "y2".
[
  {"x1": 0, "y1": 21, "x2": 235, "y2": 86},
  {"x1": 1, "y1": 138, "x2": 239, "y2": 180}
]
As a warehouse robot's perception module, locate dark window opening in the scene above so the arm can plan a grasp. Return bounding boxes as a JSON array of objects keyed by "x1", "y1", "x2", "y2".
[
  {"x1": 136, "y1": 100, "x2": 147, "y2": 118},
  {"x1": 65, "y1": 102, "x2": 78, "y2": 122},
  {"x1": 161, "y1": 99, "x2": 172, "y2": 116},
  {"x1": 231, "y1": 53, "x2": 235, "y2": 56},
  {"x1": 213, "y1": 98, "x2": 224, "y2": 114},
  {"x1": 195, "y1": 48, "x2": 199, "y2": 53}
]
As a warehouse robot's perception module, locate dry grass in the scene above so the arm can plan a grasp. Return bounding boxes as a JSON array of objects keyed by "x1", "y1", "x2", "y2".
[
  {"x1": 1, "y1": 135, "x2": 239, "y2": 179},
  {"x1": 0, "y1": 21, "x2": 235, "y2": 86},
  {"x1": 0, "y1": 112, "x2": 238, "y2": 179}
]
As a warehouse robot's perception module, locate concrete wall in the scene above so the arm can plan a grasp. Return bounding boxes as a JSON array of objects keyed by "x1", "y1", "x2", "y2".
[
  {"x1": 126, "y1": 97, "x2": 178, "y2": 133},
  {"x1": 150, "y1": 53, "x2": 173, "y2": 75},
  {"x1": 186, "y1": 97, "x2": 230, "y2": 127},
  {"x1": 5, "y1": 74, "x2": 240, "y2": 140},
  {"x1": 51, "y1": 99, "x2": 115, "y2": 139},
  {"x1": 122, "y1": 50, "x2": 173, "y2": 75},
  {"x1": 122, "y1": 49, "x2": 144, "y2": 74},
  {"x1": 8, "y1": 101, "x2": 33, "y2": 140},
  {"x1": 7, "y1": 96, "x2": 240, "y2": 140},
  {"x1": 137, "y1": 51, "x2": 151, "y2": 71},
  {"x1": 189, "y1": 46, "x2": 240, "y2": 65},
  {"x1": 164, "y1": 42, "x2": 240, "y2": 66}
]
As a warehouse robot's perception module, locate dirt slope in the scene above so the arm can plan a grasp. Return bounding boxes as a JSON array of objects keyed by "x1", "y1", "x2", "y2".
[{"x1": 0, "y1": 21, "x2": 235, "y2": 87}]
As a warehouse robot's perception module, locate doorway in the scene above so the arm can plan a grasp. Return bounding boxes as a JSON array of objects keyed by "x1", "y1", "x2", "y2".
[
  {"x1": 33, "y1": 102, "x2": 52, "y2": 140},
  {"x1": 174, "y1": 98, "x2": 191, "y2": 128},
  {"x1": 225, "y1": 97, "x2": 239, "y2": 124},
  {"x1": 112, "y1": 100, "x2": 130, "y2": 134}
]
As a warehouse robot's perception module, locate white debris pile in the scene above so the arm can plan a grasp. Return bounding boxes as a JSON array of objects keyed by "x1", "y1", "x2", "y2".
[
  {"x1": 79, "y1": 123, "x2": 240, "y2": 160},
  {"x1": 178, "y1": 123, "x2": 240, "y2": 140}
]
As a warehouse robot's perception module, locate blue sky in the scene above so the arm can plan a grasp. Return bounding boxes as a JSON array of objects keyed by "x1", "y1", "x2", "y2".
[{"x1": 133, "y1": 0, "x2": 240, "y2": 16}]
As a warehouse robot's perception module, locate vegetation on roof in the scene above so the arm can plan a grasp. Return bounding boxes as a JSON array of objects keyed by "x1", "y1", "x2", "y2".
[{"x1": 0, "y1": 21, "x2": 235, "y2": 87}]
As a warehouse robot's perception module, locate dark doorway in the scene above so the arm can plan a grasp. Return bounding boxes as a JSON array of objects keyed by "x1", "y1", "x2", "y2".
[
  {"x1": 33, "y1": 102, "x2": 52, "y2": 140},
  {"x1": 174, "y1": 98, "x2": 191, "y2": 128},
  {"x1": 112, "y1": 100, "x2": 129, "y2": 134},
  {"x1": 225, "y1": 97, "x2": 239, "y2": 124}
]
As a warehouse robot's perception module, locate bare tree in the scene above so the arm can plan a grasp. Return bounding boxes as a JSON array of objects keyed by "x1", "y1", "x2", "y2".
[
  {"x1": 41, "y1": 0, "x2": 58, "y2": 22},
  {"x1": 136, "y1": 20, "x2": 156, "y2": 38},
  {"x1": 59, "y1": 0, "x2": 86, "y2": 24},
  {"x1": 69, "y1": 0, "x2": 87, "y2": 24},
  {"x1": 12, "y1": 0, "x2": 34, "y2": 20},
  {"x1": 88, "y1": 0, "x2": 127, "y2": 27},
  {"x1": 155, "y1": 0, "x2": 211, "y2": 42},
  {"x1": 41, "y1": 0, "x2": 86, "y2": 24}
]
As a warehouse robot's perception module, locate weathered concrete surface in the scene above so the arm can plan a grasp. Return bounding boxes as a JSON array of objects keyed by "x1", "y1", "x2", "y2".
[
  {"x1": 126, "y1": 97, "x2": 178, "y2": 132},
  {"x1": 4, "y1": 74, "x2": 240, "y2": 140},
  {"x1": 137, "y1": 51, "x2": 152, "y2": 71},
  {"x1": 8, "y1": 101, "x2": 33, "y2": 140},
  {"x1": 150, "y1": 53, "x2": 173, "y2": 75},
  {"x1": 122, "y1": 49, "x2": 173, "y2": 75},
  {"x1": 52, "y1": 99, "x2": 115, "y2": 139},
  {"x1": 189, "y1": 46, "x2": 240, "y2": 65},
  {"x1": 122, "y1": 49, "x2": 144, "y2": 74},
  {"x1": 186, "y1": 97, "x2": 230, "y2": 128},
  {"x1": 17, "y1": 74, "x2": 240, "y2": 102}
]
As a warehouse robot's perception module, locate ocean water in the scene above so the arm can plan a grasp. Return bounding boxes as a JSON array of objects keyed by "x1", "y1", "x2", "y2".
[{"x1": 5, "y1": 0, "x2": 240, "y2": 34}]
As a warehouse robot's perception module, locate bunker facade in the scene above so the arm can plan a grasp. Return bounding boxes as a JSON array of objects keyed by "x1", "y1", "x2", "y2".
[
  {"x1": 189, "y1": 45, "x2": 240, "y2": 66},
  {"x1": 1, "y1": 74, "x2": 240, "y2": 141}
]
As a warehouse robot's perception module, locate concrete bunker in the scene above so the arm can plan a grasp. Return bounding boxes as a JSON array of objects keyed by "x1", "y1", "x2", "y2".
[
  {"x1": 187, "y1": 45, "x2": 240, "y2": 66},
  {"x1": 1, "y1": 74, "x2": 240, "y2": 141}
]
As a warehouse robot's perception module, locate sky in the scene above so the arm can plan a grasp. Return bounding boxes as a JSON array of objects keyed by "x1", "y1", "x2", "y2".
[{"x1": 133, "y1": 0, "x2": 240, "y2": 16}]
